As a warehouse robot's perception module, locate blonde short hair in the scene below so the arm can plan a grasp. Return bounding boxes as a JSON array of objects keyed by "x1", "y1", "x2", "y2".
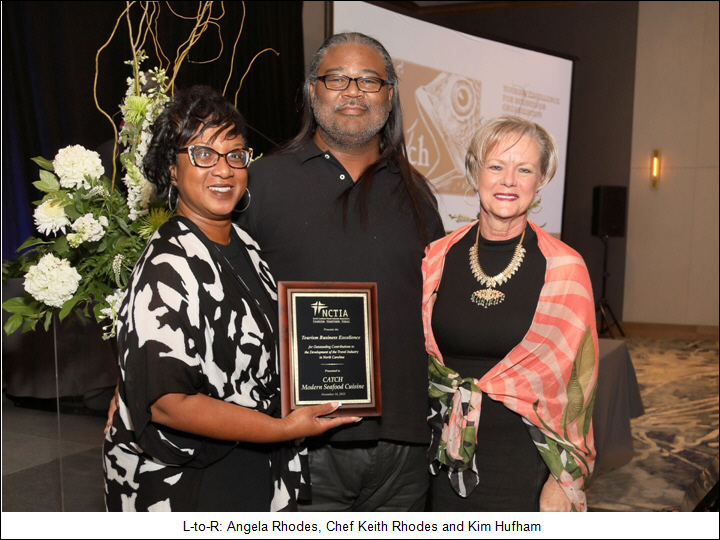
[{"x1": 465, "y1": 115, "x2": 559, "y2": 191}]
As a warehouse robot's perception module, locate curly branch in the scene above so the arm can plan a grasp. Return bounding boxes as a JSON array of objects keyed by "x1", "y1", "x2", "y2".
[
  {"x1": 235, "y1": 48, "x2": 279, "y2": 107},
  {"x1": 223, "y1": 1, "x2": 245, "y2": 96},
  {"x1": 94, "y1": 2, "x2": 134, "y2": 191}
]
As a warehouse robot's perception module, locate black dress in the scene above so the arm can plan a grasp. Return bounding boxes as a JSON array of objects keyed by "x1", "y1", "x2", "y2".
[
  {"x1": 196, "y1": 232, "x2": 279, "y2": 511},
  {"x1": 430, "y1": 222, "x2": 550, "y2": 511},
  {"x1": 103, "y1": 217, "x2": 308, "y2": 512}
]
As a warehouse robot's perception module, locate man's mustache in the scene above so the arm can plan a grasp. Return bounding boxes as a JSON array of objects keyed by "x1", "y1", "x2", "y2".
[{"x1": 334, "y1": 101, "x2": 369, "y2": 111}]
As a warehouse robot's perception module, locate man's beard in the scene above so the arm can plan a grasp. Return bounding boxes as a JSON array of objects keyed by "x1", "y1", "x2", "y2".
[{"x1": 312, "y1": 97, "x2": 391, "y2": 149}]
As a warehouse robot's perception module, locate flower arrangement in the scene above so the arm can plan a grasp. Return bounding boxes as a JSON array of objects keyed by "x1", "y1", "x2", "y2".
[
  {"x1": 2, "y1": 1, "x2": 277, "y2": 340},
  {"x1": 2, "y1": 58, "x2": 173, "y2": 339}
]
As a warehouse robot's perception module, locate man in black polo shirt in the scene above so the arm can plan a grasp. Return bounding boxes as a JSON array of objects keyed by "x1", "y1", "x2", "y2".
[{"x1": 239, "y1": 32, "x2": 444, "y2": 511}]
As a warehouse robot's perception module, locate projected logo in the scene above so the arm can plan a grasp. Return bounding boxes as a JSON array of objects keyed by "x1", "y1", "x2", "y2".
[{"x1": 396, "y1": 60, "x2": 483, "y2": 195}]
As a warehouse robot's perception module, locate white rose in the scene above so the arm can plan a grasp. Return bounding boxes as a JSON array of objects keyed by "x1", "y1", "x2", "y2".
[
  {"x1": 53, "y1": 145, "x2": 105, "y2": 190},
  {"x1": 24, "y1": 254, "x2": 81, "y2": 308},
  {"x1": 33, "y1": 200, "x2": 70, "y2": 236}
]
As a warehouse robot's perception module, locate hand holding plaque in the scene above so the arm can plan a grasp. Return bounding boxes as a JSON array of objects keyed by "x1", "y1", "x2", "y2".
[{"x1": 278, "y1": 282, "x2": 381, "y2": 417}]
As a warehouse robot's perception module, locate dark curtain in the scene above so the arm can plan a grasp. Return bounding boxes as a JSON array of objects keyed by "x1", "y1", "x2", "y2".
[{"x1": 2, "y1": 1, "x2": 305, "y2": 260}]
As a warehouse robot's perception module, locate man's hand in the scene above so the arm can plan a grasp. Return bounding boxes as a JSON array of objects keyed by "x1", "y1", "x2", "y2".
[{"x1": 539, "y1": 475, "x2": 571, "y2": 512}]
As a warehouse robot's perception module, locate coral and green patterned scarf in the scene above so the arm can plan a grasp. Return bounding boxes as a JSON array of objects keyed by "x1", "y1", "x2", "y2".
[{"x1": 422, "y1": 221, "x2": 598, "y2": 511}]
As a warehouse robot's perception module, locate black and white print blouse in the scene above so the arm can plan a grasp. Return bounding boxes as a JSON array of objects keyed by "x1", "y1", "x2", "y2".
[{"x1": 103, "y1": 216, "x2": 308, "y2": 511}]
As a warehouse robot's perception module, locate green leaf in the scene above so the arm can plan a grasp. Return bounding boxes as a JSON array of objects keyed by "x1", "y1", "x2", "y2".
[
  {"x1": 96, "y1": 282, "x2": 113, "y2": 295},
  {"x1": 115, "y1": 216, "x2": 133, "y2": 235},
  {"x1": 44, "y1": 311, "x2": 53, "y2": 331},
  {"x1": 93, "y1": 303, "x2": 105, "y2": 321},
  {"x1": 74, "y1": 195, "x2": 88, "y2": 216},
  {"x1": 4, "y1": 313, "x2": 24, "y2": 336},
  {"x1": 2, "y1": 297, "x2": 37, "y2": 315},
  {"x1": 21, "y1": 318, "x2": 39, "y2": 333},
  {"x1": 58, "y1": 291, "x2": 84, "y2": 321},
  {"x1": 64, "y1": 204, "x2": 81, "y2": 220},
  {"x1": 31, "y1": 156, "x2": 55, "y2": 171},
  {"x1": 87, "y1": 282, "x2": 110, "y2": 299},
  {"x1": 52, "y1": 236, "x2": 71, "y2": 257},
  {"x1": 118, "y1": 269, "x2": 129, "y2": 288},
  {"x1": 34, "y1": 170, "x2": 60, "y2": 193},
  {"x1": 16, "y1": 237, "x2": 51, "y2": 253}
]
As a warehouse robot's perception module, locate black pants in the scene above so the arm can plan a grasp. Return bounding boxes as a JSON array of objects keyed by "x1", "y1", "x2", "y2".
[{"x1": 298, "y1": 441, "x2": 429, "y2": 511}]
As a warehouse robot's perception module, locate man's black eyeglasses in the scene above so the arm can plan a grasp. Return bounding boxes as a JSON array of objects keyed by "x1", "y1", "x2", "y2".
[{"x1": 316, "y1": 75, "x2": 389, "y2": 93}]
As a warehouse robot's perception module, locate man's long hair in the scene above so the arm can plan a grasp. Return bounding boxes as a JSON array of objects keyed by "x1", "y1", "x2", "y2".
[{"x1": 282, "y1": 32, "x2": 440, "y2": 243}]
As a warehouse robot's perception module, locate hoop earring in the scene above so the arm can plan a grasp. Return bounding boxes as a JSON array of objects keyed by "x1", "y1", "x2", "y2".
[
  {"x1": 168, "y1": 184, "x2": 178, "y2": 212},
  {"x1": 233, "y1": 189, "x2": 251, "y2": 213},
  {"x1": 464, "y1": 186, "x2": 479, "y2": 206},
  {"x1": 530, "y1": 195, "x2": 543, "y2": 214}
]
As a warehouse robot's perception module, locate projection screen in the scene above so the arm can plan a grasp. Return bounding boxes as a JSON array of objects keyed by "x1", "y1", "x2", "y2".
[{"x1": 333, "y1": 2, "x2": 573, "y2": 235}]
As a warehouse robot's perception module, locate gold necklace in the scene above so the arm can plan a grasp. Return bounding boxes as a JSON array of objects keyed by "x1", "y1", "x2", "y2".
[{"x1": 469, "y1": 225, "x2": 526, "y2": 308}]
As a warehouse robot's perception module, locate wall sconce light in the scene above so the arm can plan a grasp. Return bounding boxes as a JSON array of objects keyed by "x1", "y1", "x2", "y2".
[{"x1": 651, "y1": 149, "x2": 660, "y2": 189}]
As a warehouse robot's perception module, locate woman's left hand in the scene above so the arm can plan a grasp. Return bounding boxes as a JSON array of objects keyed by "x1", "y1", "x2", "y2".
[{"x1": 539, "y1": 475, "x2": 571, "y2": 512}]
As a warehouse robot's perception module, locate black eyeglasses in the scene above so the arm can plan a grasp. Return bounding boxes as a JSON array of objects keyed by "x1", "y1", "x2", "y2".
[
  {"x1": 178, "y1": 146, "x2": 253, "y2": 169},
  {"x1": 316, "y1": 74, "x2": 389, "y2": 93}
]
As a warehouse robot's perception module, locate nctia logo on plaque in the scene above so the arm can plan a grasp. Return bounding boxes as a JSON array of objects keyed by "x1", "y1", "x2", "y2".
[{"x1": 278, "y1": 282, "x2": 381, "y2": 417}]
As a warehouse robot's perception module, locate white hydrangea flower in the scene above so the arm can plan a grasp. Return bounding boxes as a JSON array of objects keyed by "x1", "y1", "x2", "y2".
[
  {"x1": 24, "y1": 254, "x2": 81, "y2": 308},
  {"x1": 67, "y1": 213, "x2": 108, "y2": 247},
  {"x1": 33, "y1": 200, "x2": 71, "y2": 236},
  {"x1": 53, "y1": 145, "x2": 105, "y2": 190}
]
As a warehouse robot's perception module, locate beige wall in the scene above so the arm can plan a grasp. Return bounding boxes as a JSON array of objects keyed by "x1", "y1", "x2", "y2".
[
  {"x1": 623, "y1": 1, "x2": 719, "y2": 325},
  {"x1": 303, "y1": 1, "x2": 326, "y2": 74}
]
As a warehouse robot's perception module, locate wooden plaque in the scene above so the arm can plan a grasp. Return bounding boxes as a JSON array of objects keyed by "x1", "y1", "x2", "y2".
[{"x1": 278, "y1": 282, "x2": 381, "y2": 417}]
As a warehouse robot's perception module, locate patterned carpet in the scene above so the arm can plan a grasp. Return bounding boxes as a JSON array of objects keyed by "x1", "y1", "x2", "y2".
[{"x1": 586, "y1": 338, "x2": 719, "y2": 511}]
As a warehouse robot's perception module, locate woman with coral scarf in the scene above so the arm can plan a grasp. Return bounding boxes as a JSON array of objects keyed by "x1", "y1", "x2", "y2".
[{"x1": 422, "y1": 116, "x2": 598, "y2": 512}]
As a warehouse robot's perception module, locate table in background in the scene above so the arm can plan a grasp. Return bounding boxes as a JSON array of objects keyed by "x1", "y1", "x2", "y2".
[
  {"x1": 591, "y1": 338, "x2": 645, "y2": 478},
  {"x1": 2, "y1": 278, "x2": 117, "y2": 409}
]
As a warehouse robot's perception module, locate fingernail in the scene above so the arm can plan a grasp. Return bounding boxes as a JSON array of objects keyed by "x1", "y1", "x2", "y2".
[
  {"x1": 332, "y1": 402, "x2": 342, "y2": 408},
  {"x1": 354, "y1": 417, "x2": 362, "y2": 423}
]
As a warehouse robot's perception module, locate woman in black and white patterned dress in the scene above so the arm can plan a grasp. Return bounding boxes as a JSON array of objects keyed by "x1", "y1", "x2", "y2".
[{"x1": 103, "y1": 86, "x2": 358, "y2": 512}]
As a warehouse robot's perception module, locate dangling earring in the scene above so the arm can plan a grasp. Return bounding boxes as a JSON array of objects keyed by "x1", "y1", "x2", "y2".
[
  {"x1": 464, "y1": 186, "x2": 479, "y2": 206},
  {"x1": 233, "y1": 189, "x2": 251, "y2": 213},
  {"x1": 530, "y1": 195, "x2": 543, "y2": 214},
  {"x1": 168, "y1": 184, "x2": 178, "y2": 212}
]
